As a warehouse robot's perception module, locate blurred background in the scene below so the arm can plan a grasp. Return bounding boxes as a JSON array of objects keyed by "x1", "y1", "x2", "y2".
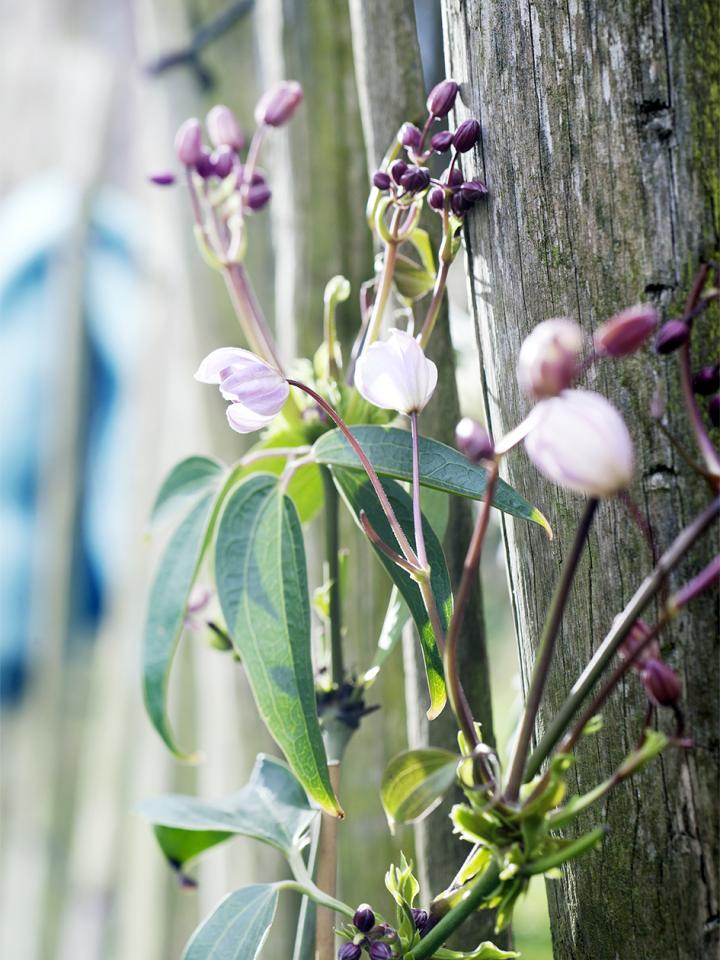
[{"x1": 0, "y1": 0, "x2": 550, "y2": 956}]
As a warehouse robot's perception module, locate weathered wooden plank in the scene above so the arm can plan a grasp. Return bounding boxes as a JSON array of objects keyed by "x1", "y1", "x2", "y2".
[{"x1": 441, "y1": 1, "x2": 719, "y2": 957}]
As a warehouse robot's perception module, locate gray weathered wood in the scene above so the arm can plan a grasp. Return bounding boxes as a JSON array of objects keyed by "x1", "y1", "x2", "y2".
[
  {"x1": 348, "y1": 1, "x2": 499, "y2": 946},
  {"x1": 441, "y1": 2, "x2": 719, "y2": 957}
]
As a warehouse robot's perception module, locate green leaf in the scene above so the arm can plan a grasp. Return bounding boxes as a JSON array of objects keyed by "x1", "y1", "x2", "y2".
[
  {"x1": 143, "y1": 493, "x2": 216, "y2": 759},
  {"x1": 242, "y1": 431, "x2": 324, "y2": 524},
  {"x1": 523, "y1": 827, "x2": 606, "y2": 876},
  {"x1": 381, "y1": 748, "x2": 459, "y2": 825},
  {"x1": 215, "y1": 474, "x2": 341, "y2": 817},
  {"x1": 434, "y1": 943, "x2": 519, "y2": 959},
  {"x1": 150, "y1": 456, "x2": 224, "y2": 524},
  {"x1": 314, "y1": 426, "x2": 551, "y2": 535},
  {"x1": 407, "y1": 227, "x2": 436, "y2": 276},
  {"x1": 182, "y1": 884, "x2": 278, "y2": 960},
  {"x1": 394, "y1": 255, "x2": 436, "y2": 302},
  {"x1": 137, "y1": 754, "x2": 317, "y2": 869},
  {"x1": 332, "y1": 468, "x2": 448, "y2": 719}
]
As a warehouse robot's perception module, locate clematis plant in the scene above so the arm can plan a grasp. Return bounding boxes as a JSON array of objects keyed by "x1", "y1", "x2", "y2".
[{"x1": 141, "y1": 78, "x2": 720, "y2": 960}]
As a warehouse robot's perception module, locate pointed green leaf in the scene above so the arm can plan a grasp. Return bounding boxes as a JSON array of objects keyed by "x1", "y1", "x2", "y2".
[
  {"x1": 182, "y1": 885, "x2": 278, "y2": 960},
  {"x1": 332, "y1": 468, "x2": 448, "y2": 719},
  {"x1": 215, "y1": 474, "x2": 341, "y2": 817},
  {"x1": 137, "y1": 754, "x2": 317, "y2": 870},
  {"x1": 314, "y1": 426, "x2": 551, "y2": 535},
  {"x1": 381, "y1": 748, "x2": 459, "y2": 825},
  {"x1": 241, "y1": 431, "x2": 324, "y2": 524},
  {"x1": 143, "y1": 493, "x2": 216, "y2": 759},
  {"x1": 434, "y1": 943, "x2": 519, "y2": 959},
  {"x1": 150, "y1": 456, "x2": 224, "y2": 524}
]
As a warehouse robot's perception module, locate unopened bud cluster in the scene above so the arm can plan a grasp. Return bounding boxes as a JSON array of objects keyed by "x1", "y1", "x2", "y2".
[
  {"x1": 338, "y1": 905, "x2": 398, "y2": 959},
  {"x1": 371, "y1": 78, "x2": 486, "y2": 222}
]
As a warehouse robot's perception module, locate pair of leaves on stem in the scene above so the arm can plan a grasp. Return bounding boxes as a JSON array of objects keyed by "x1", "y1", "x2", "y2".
[
  {"x1": 137, "y1": 754, "x2": 316, "y2": 959},
  {"x1": 143, "y1": 425, "x2": 548, "y2": 816}
]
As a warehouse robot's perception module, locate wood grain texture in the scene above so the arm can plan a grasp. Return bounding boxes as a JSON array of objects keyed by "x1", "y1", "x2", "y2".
[
  {"x1": 441, "y1": 1, "x2": 719, "y2": 957},
  {"x1": 349, "y1": 1, "x2": 499, "y2": 946}
]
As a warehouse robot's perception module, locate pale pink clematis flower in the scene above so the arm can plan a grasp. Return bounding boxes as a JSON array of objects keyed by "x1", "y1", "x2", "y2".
[
  {"x1": 355, "y1": 329, "x2": 437, "y2": 414},
  {"x1": 517, "y1": 317, "x2": 584, "y2": 399},
  {"x1": 194, "y1": 347, "x2": 288, "y2": 433},
  {"x1": 524, "y1": 389, "x2": 634, "y2": 496}
]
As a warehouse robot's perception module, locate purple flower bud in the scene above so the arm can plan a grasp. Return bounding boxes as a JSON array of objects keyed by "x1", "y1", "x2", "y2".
[
  {"x1": 517, "y1": 317, "x2": 584, "y2": 399},
  {"x1": 594, "y1": 304, "x2": 659, "y2": 358},
  {"x1": 618, "y1": 619, "x2": 659, "y2": 671},
  {"x1": 460, "y1": 179, "x2": 488, "y2": 202},
  {"x1": 211, "y1": 146, "x2": 234, "y2": 179},
  {"x1": 452, "y1": 118, "x2": 481, "y2": 153},
  {"x1": 655, "y1": 320, "x2": 689, "y2": 354},
  {"x1": 390, "y1": 159, "x2": 408, "y2": 184},
  {"x1": 373, "y1": 171, "x2": 392, "y2": 191},
  {"x1": 338, "y1": 945, "x2": 362, "y2": 960},
  {"x1": 255, "y1": 80, "x2": 304, "y2": 127},
  {"x1": 194, "y1": 148, "x2": 216, "y2": 179},
  {"x1": 442, "y1": 167, "x2": 464, "y2": 189},
  {"x1": 400, "y1": 165, "x2": 430, "y2": 192},
  {"x1": 427, "y1": 79, "x2": 459, "y2": 118},
  {"x1": 245, "y1": 182, "x2": 272, "y2": 211},
  {"x1": 174, "y1": 118, "x2": 203, "y2": 166},
  {"x1": 237, "y1": 166, "x2": 267, "y2": 189},
  {"x1": 206, "y1": 104, "x2": 245, "y2": 150},
  {"x1": 456, "y1": 417, "x2": 494, "y2": 462},
  {"x1": 710, "y1": 394, "x2": 720, "y2": 427},
  {"x1": 450, "y1": 191, "x2": 471, "y2": 216},
  {"x1": 430, "y1": 130, "x2": 454, "y2": 153},
  {"x1": 369, "y1": 923, "x2": 395, "y2": 940},
  {"x1": 692, "y1": 363, "x2": 720, "y2": 395},
  {"x1": 400, "y1": 122, "x2": 422, "y2": 149},
  {"x1": 368, "y1": 944, "x2": 392, "y2": 960},
  {"x1": 428, "y1": 187, "x2": 446, "y2": 211},
  {"x1": 353, "y1": 904, "x2": 375, "y2": 933},
  {"x1": 641, "y1": 658, "x2": 682, "y2": 706},
  {"x1": 148, "y1": 171, "x2": 176, "y2": 186},
  {"x1": 411, "y1": 908, "x2": 429, "y2": 932}
]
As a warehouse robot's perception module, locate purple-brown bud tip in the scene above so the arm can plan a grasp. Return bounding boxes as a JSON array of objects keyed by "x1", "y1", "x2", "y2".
[
  {"x1": 194, "y1": 148, "x2": 215, "y2": 179},
  {"x1": 206, "y1": 104, "x2": 245, "y2": 151},
  {"x1": 210, "y1": 146, "x2": 234, "y2": 179},
  {"x1": 456, "y1": 417, "x2": 494, "y2": 462},
  {"x1": 442, "y1": 167, "x2": 464, "y2": 188},
  {"x1": 692, "y1": 363, "x2": 720, "y2": 396},
  {"x1": 427, "y1": 79, "x2": 460, "y2": 118},
  {"x1": 400, "y1": 122, "x2": 422, "y2": 149},
  {"x1": 411, "y1": 908, "x2": 429, "y2": 933},
  {"x1": 174, "y1": 118, "x2": 203, "y2": 166},
  {"x1": 430, "y1": 130, "x2": 454, "y2": 153},
  {"x1": 452, "y1": 118, "x2": 481, "y2": 153},
  {"x1": 148, "y1": 171, "x2": 176, "y2": 186},
  {"x1": 255, "y1": 80, "x2": 303, "y2": 127},
  {"x1": 338, "y1": 944, "x2": 362, "y2": 960},
  {"x1": 245, "y1": 182, "x2": 272, "y2": 211},
  {"x1": 655, "y1": 320, "x2": 689, "y2": 354},
  {"x1": 618, "y1": 619, "x2": 659, "y2": 671},
  {"x1": 353, "y1": 904, "x2": 375, "y2": 933},
  {"x1": 390, "y1": 159, "x2": 408, "y2": 184},
  {"x1": 641, "y1": 658, "x2": 682, "y2": 706},
  {"x1": 450, "y1": 191, "x2": 471, "y2": 216},
  {"x1": 368, "y1": 944, "x2": 392, "y2": 960},
  {"x1": 460, "y1": 179, "x2": 488, "y2": 202},
  {"x1": 400, "y1": 165, "x2": 430, "y2": 193},
  {"x1": 373, "y1": 171, "x2": 392, "y2": 191},
  {"x1": 594, "y1": 304, "x2": 658, "y2": 358},
  {"x1": 428, "y1": 187, "x2": 446, "y2": 211}
]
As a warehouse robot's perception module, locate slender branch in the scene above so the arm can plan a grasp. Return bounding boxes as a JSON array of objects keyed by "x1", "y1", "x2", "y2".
[
  {"x1": 419, "y1": 257, "x2": 451, "y2": 349},
  {"x1": 315, "y1": 763, "x2": 342, "y2": 960},
  {"x1": 240, "y1": 445, "x2": 311, "y2": 467},
  {"x1": 359, "y1": 511, "x2": 420, "y2": 574},
  {"x1": 443, "y1": 462, "x2": 499, "y2": 755},
  {"x1": 321, "y1": 468, "x2": 344, "y2": 686},
  {"x1": 287, "y1": 380, "x2": 419, "y2": 565},
  {"x1": 365, "y1": 208, "x2": 403, "y2": 345},
  {"x1": 404, "y1": 862, "x2": 502, "y2": 960},
  {"x1": 525, "y1": 494, "x2": 720, "y2": 780},
  {"x1": 223, "y1": 263, "x2": 284, "y2": 372},
  {"x1": 504, "y1": 498, "x2": 598, "y2": 801}
]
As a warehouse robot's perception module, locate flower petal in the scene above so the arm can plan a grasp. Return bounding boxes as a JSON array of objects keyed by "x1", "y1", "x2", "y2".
[
  {"x1": 225, "y1": 401, "x2": 277, "y2": 434},
  {"x1": 355, "y1": 329, "x2": 437, "y2": 414},
  {"x1": 219, "y1": 364, "x2": 289, "y2": 413},
  {"x1": 194, "y1": 347, "x2": 261, "y2": 383}
]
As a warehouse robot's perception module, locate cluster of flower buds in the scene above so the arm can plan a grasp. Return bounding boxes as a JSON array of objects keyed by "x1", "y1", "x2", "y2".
[
  {"x1": 338, "y1": 906, "x2": 398, "y2": 959},
  {"x1": 149, "y1": 81, "x2": 304, "y2": 218},
  {"x1": 370, "y1": 78, "x2": 486, "y2": 221}
]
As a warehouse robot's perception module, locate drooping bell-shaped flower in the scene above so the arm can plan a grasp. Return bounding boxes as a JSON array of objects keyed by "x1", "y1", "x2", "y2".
[
  {"x1": 355, "y1": 329, "x2": 437, "y2": 414},
  {"x1": 517, "y1": 317, "x2": 584, "y2": 399},
  {"x1": 524, "y1": 389, "x2": 634, "y2": 496},
  {"x1": 194, "y1": 347, "x2": 288, "y2": 433}
]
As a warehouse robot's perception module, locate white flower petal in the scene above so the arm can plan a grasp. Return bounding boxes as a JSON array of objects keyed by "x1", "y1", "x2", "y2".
[
  {"x1": 194, "y1": 347, "x2": 260, "y2": 383},
  {"x1": 226, "y1": 401, "x2": 276, "y2": 434},
  {"x1": 355, "y1": 329, "x2": 437, "y2": 414}
]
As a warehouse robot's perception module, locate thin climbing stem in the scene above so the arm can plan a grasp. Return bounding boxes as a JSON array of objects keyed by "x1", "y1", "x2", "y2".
[
  {"x1": 314, "y1": 763, "x2": 343, "y2": 960},
  {"x1": 365, "y1": 207, "x2": 403, "y2": 345},
  {"x1": 320, "y1": 468, "x2": 344, "y2": 686},
  {"x1": 505, "y1": 498, "x2": 598, "y2": 801},
  {"x1": 419, "y1": 256, "x2": 451, "y2": 348}
]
